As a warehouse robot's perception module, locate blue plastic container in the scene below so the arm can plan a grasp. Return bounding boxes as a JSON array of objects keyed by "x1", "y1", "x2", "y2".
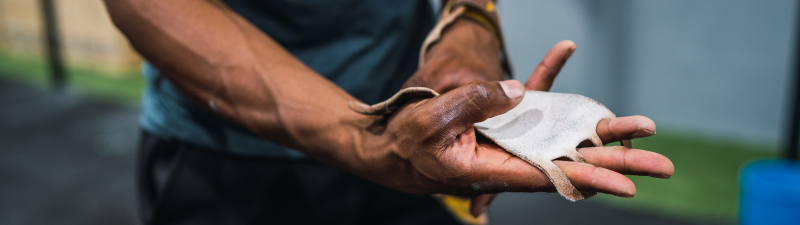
[{"x1": 739, "y1": 158, "x2": 800, "y2": 225}]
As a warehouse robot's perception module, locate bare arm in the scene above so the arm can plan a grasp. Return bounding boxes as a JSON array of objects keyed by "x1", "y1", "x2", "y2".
[{"x1": 105, "y1": 0, "x2": 370, "y2": 169}]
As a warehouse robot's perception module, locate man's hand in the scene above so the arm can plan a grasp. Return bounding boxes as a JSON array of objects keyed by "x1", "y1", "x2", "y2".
[
  {"x1": 387, "y1": 40, "x2": 673, "y2": 216},
  {"x1": 356, "y1": 76, "x2": 672, "y2": 194},
  {"x1": 470, "y1": 40, "x2": 672, "y2": 216}
]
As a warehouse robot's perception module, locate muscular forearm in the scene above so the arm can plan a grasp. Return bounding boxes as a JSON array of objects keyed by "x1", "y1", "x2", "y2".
[{"x1": 105, "y1": 0, "x2": 367, "y2": 168}]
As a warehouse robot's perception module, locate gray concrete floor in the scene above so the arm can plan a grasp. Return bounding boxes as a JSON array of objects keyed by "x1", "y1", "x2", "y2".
[
  {"x1": 488, "y1": 193, "x2": 726, "y2": 225},
  {"x1": 0, "y1": 80, "x2": 725, "y2": 225},
  {"x1": 0, "y1": 81, "x2": 139, "y2": 225}
]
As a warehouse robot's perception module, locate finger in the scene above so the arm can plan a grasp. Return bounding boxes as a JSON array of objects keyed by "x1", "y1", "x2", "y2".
[
  {"x1": 470, "y1": 194, "x2": 497, "y2": 217},
  {"x1": 578, "y1": 146, "x2": 674, "y2": 178},
  {"x1": 526, "y1": 40, "x2": 577, "y2": 91},
  {"x1": 426, "y1": 80, "x2": 525, "y2": 137},
  {"x1": 553, "y1": 160, "x2": 636, "y2": 197},
  {"x1": 596, "y1": 115, "x2": 656, "y2": 144},
  {"x1": 471, "y1": 148, "x2": 635, "y2": 197}
]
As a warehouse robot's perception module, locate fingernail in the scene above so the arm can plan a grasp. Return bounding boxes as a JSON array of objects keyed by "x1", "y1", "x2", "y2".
[
  {"x1": 566, "y1": 46, "x2": 577, "y2": 59},
  {"x1": 499, "y1": 80, "x2": 525, "y2": 99},
  {"x1": 630, "y1": 130, "x2": 656, "y2": 139}
]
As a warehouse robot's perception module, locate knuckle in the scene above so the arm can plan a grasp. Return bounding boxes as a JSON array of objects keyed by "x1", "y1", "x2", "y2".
[
  {"x1": 464, "y1": 81, "x2": 491, "y2": 102},
  {"x1": 407, "y1": 113, "x2": 429, "y2": 127},
  {"x1": 537, "y1": 60, "x2": 551, "y2": 73},
  {"x1": 462, "y1": 81, "x2": 494, "y2": 117}
]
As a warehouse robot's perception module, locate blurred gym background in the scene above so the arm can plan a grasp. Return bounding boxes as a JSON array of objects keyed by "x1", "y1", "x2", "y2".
[{"x1": 0, "y1": 0, "x2": 797, "y2": 224}]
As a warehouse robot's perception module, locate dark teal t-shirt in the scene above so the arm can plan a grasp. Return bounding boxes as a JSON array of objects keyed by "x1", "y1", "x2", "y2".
[{"x1": 139, "y1": 0, "x2": 434, "y2": 159}]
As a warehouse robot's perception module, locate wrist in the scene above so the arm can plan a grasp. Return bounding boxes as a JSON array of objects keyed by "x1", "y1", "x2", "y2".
[
  {"x1": 408, "y1": 18, "x2": 504, "y2": 92},
  {"x1": 304, "y1": 108, "x2": 374, "y2": 168},
  {"x1": 426, "y1": 18, "x2": 500, "y2": 65},
  {"x1": 419, "y1": 0, "x2": 512, "y2": 79},
  {"x1": 341, "y1": 112, "x2": 423, "y2": 192}
]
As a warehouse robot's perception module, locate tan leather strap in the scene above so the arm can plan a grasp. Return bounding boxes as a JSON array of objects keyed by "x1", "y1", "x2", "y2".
[{"x1": 419, "y1": 0, "x2": 513, "y2": 78}]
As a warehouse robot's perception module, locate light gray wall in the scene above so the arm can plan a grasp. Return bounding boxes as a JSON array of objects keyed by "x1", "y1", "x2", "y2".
[{"x1": 498, "y1": 0, "x2": 797, "y2": 146}]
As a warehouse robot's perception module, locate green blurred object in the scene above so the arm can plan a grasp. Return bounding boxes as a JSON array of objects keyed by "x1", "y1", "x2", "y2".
[
  {"x1": 0, "y1": 52, "x2": 144, "y2": 106},
  {"x1": 597, "y1": 130, "x2": 778, "y2": 224}
]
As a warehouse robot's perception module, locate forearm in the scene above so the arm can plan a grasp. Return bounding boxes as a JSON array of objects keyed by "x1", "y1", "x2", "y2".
[{"x1": 105, "y1": 0, "x2": 366, "y2": 167}]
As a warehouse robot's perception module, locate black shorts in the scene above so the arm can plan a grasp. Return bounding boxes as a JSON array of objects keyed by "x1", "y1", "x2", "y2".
[{"x1": 136, "y1": 131, "x2": 461, "y2": 225}]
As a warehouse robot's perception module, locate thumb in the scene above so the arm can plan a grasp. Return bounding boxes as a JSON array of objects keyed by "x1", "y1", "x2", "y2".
[{"x1": 424, "y1": 80, "x2": 525, "y2": 137}]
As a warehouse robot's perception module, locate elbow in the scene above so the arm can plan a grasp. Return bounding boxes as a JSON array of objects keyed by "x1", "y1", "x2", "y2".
[{"x1": 103, "y1": 0, "x2": 144, "y2": 32}]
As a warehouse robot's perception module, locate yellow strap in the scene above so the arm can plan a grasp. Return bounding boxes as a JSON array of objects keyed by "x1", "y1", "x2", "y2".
[
  {"x1": 461, "y1": 7, "x2": 500, "y2": 42},
  {"x1": 440, "y1": 195, "x2": 488, "y2": 225},
  {"x1": 485, "y1": 1, "x2": 495, "y2": 12}
]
